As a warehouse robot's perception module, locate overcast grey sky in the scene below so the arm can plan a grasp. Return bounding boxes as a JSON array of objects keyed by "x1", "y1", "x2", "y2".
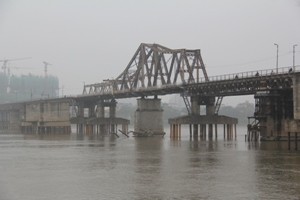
[{"x1": 0, "y1": 0, "x2": 300, "y2": 105}]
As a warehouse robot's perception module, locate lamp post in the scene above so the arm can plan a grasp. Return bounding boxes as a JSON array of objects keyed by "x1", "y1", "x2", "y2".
[
  {"x1": 274, "y1": 43, "x2": 279, "y2": 73},
  {"x1": 293, "y1": 44, "x2": 298, "y2": 72}
]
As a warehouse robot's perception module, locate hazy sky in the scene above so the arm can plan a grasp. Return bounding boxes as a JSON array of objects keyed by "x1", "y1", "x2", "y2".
[{"x1": 0, "y1": 0, "x2": 300, "y2": 105}]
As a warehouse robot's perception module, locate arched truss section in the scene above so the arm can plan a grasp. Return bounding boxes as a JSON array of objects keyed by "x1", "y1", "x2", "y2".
[{"x1": 83, "y1": 43, "x2": 208, "y2": 95}]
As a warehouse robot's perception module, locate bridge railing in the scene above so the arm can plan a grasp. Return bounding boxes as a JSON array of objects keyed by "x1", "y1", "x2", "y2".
[{"x1": 184, "y1": 65, "x2": 300, "y2": 84}]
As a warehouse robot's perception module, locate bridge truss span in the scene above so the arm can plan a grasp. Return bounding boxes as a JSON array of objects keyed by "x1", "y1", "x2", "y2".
[
  {"x1": 81, "y1": 42, "x2": 298, "y2": 100},
  {"x1": 83, "y1": 43, "x2": 209, "y2": 95}
]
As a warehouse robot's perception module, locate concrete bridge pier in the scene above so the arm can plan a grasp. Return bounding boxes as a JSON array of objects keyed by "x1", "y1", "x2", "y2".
[
  {"x1": 19, "y1": 100, "x2": 71, "y2": 134},
  {"x1": 186, "y1": 96, "x2": 217, "y2": 140},
  {"x1": 191, "y1": 96, "x2": 200, "y2": 139},
  {"x1": 169, "y1": 95, "x2": 238, "y2": 140},
  {"x1": 134, "y1": 97, "x2": 164, "y2": 136},
  {"x1": 248, "y1": 88, "x2": 294, "y2": 141},
  {"x1": 71, "y1": 99, "x2": 129, "y2": 135},
  {"x1": 95, "y1": 101, "x2": 105, "y2": 135},
  {"x1": 109, "y1": 100, "x2": 117, "y2": 133}
]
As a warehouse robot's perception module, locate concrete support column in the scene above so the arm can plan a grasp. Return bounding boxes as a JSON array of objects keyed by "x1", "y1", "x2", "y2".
[
  {"x1": 77, "y1": 103, "x2": 85, "y2": 118},
  {"x1": 134, "y1": 97, "x2": 164, "y2": 135},
  {"x1": 179, "y1": 124, "x2": 181, "y2": 139},
  {"x1": 193, "y1": 124, "x2": 198, "y2": 139},
  {"x1": 223, "y1": 124, "x2": 226, "y2": 140},
  {"x1": 208, "y1": 124, "x2": 213, "y2": 139},
  {"x1": 226, "y1": 124, "x2": 230, "y2": 140},
  {"x1": 93, "y1": 125, "x2": 96, "y2": 134},
  {"x1": 189, "y1": 124, "x2": 192, "y2": 139},
  {"x1": 215, "y1": 124, "x2": 218, "y2": 139},
  {"x1": 226, "y1": 124, "x2": 233, "y2": 140},
  {"x1": 110, "y1": 124, "x2": 116, "y2": 133},
  {"x1": 175, "y1": 124, "x2": 179, "y2": 139},
  {"x1": 206, "y1": 97, "x2": 215, "y2": 116},
  {"x1": 109, "y1": 104, "x2": 116, "y2": 118},
  {"x1": 234, "y1": 124, "x2": 237, "y2": 140},
  {"x1": 170, "y1": 124, "x2": 181, "y2": 140},
  {"x1": 191, "y1": 96, "x2": 200, "y2": 115},
  {"x1": 96, "y1": 105, "x2": 105, "y2": 118},
  {"x1": 203, "y1": 124, "x2": 206, "y2": 139},
  {"x1": 100, "y1": 125, "x2": 105, "y2": 134},
  {"x1": 293, "y1": 75, "x2": 300, "y2": 119},
  {"x1": 200, "y1": 124, "x2": 204, "y2": 138},
  {"x1": 174, "y1": 124, "x2": 176, "y2": 138},
  {"x1": 78, "y1": 124, "x2": 80, "y2": 134},
  {"x1": 206, "y1": 105, "x2": 215, "y2": 116}
]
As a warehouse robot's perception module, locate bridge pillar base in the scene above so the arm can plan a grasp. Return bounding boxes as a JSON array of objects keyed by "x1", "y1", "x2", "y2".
[
  {"x1": 169, "y1": 115, "x2": 238, "y2": 141},
  {"x1": 249, "y1": 90, "x2": 297, "y2": 141},
  {"x1": 134, "y1": 97, "x2": 164, "y2": 135}
]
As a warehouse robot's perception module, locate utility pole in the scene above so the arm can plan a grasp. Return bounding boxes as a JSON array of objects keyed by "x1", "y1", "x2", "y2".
[
  {"x1": 293, "y1": 44, "x2": 298, "y2": 72},
  {"x1": 274, "y1": 43, "x2": 279, "y2": 73}
]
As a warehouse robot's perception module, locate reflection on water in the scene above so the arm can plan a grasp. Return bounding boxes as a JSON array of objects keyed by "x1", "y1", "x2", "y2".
[{"x1": 0, "y1": 126, "x2": 299, "y2": 200}]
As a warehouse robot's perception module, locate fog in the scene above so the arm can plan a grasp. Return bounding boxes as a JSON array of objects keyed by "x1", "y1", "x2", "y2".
[{"x1": 0, "y1": 0, "x2": 299, "y2": 105}]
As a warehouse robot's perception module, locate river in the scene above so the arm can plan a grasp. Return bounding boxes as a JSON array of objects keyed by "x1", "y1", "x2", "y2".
[{"x1": 0, "y1": 126, "x2": 299, "y2": 200}]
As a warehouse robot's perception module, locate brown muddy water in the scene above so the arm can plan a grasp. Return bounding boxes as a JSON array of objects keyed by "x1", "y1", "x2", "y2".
[{"x1": 0, "y1": 126, "x2": 299, "y2": 200}]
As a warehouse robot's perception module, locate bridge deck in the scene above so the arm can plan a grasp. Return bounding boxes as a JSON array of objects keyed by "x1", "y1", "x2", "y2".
[{"x1": 77, "y1": 66, "x2": 296, "y2": 101}]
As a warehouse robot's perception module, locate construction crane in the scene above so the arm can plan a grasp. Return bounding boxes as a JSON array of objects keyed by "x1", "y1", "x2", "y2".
[
  {"x1": 43, "y1": 61, "x2": 52, "y2": 78},
  {"x1": 0, "y1": 57, "x2": 31, "y2": 94},
  {"x1": 0, "y1": 57, "x2": 31, "y2": 75}
]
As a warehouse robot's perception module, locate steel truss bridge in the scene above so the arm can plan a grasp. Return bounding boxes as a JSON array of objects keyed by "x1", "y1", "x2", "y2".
[
  {"x1": 1, "y1": 43, "x2": 298, "y2": 138},
  {"x1": 80, "y1": 43, "x2": 296, "y2": 101}
]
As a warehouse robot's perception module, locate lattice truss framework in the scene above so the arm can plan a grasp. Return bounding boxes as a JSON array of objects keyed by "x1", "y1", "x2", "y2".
[{"x1": 83, "y1": 43, "x2": 208, "y2": 95}]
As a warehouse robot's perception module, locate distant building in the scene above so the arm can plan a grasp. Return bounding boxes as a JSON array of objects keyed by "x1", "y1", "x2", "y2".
[{"x1": 0, "y1": 72, "x2": 59, "y2": 103}]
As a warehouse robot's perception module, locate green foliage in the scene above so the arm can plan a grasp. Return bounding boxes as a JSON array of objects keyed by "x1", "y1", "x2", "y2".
[
  {"x1": 219, "y1": 101, "x2": 254, "y2": 124},
  {"x1": 117, "y1": 103, "x2": 135, "y2": 121},
  {"x1": 162, "y1": 103, "x2": 187, "y2": 124}
]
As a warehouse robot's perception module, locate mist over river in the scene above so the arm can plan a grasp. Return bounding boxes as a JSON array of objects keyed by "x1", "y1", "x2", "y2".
[{"x1": 0, "y1": 126, "x2": 299, "y2": 200}]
